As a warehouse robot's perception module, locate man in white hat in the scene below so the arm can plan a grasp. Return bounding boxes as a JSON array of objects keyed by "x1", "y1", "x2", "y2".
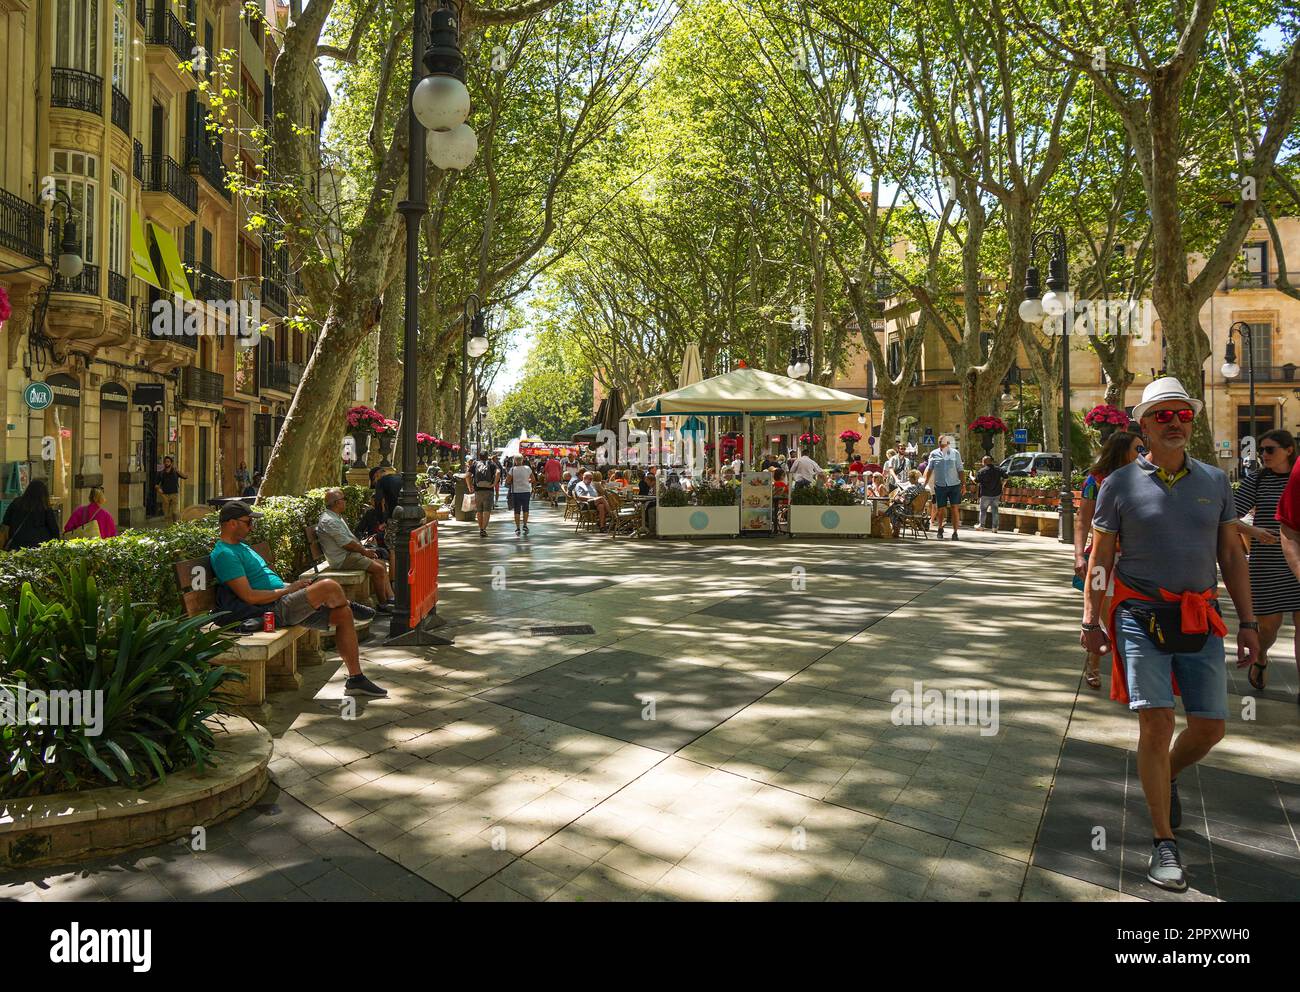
[{"x1": 1080, "y1": 377, "x2": 1258, "y2": 893}]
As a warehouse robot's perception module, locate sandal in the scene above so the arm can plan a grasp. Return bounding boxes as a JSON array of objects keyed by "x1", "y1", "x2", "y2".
[
  {"x1": 1247, "y1": 659, "x2": 1268, "y2": 691},
  {"x1": 1084, "y1": 660, "x2": 1101, "y2": 691}
]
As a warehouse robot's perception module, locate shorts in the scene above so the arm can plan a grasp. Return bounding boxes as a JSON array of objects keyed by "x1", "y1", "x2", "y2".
[
  {"x1": 1117, "y1": 608, "x2": 1228, "y2": 719},
  {"x1": 473, "y1": 488, "x2": 494, "y2": 512},
  {"x1": 273, "y1": 588, "x2": 375, "y2": 631},
  {"x1": 508, "y1": 491, "x2": 531, "y2": 512},
  {"x1": 934, "y1": 484, "x2": 963, "y2": 508},
  {"x1": 547, "y1": 482, "x2": 561, "y2": 493},
  {"x1": 332, "y1": 551, "x2": 376, "y2": 573}
]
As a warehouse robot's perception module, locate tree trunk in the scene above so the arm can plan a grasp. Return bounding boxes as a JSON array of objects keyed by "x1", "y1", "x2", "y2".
[{"x1": 375, "y1": 288, "x2": 403, "y2": 420}]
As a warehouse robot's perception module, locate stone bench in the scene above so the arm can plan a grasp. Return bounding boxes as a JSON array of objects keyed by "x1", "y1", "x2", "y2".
[
  {"x1": 301, "y1": 524, "x2": 373, "y2": 604},
  {"x1": 961, "y1": 503, "x2": 1060, "y2": 537}
]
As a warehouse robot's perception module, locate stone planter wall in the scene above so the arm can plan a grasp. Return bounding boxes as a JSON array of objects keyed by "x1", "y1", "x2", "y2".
[
  {"x1": 0, "y1": 718, "x2": 272, "y2": 870},
  {"x1": 788, "y1": 503, "x2": 873, "y2": 537},
  {"x1": 657, "y1": 505, "x2": 740, "y2": 538}
]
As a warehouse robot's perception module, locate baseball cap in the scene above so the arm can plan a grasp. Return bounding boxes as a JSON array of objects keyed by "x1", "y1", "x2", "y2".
[{"x1": 218, "y1": 501, "x2": 262, "y2": 524}]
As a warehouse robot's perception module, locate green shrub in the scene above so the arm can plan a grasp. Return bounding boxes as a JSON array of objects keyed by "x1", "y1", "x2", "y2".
[
  {"x1": 826, "y1": 486, "x2": 860, "y2": 506},
  {"x1": 695, "y1": 481, "x2": 737, "y2": 506},
  {"x1": 658, "y1": 486, "x2": 689, "y2": 508},
  {"x1": 0, "y1": 562, "x2": 239, "y2": 798},
  {"x1": 790, "y1": 484, "x2": 829, "y2": 505},
  {"x1": 0, "y1": 485, "x2": 373, "y2": 616}
]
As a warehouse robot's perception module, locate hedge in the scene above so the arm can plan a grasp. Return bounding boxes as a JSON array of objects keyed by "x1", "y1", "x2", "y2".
[{"x1": 0, "y1": 485, "x2": 375, "y2": 615}]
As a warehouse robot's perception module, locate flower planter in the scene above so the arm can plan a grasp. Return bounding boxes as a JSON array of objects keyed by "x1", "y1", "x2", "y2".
[
  {"x1": 349, "y1": 430, "x2": 370, "y2": 469},
  {"x1": 377, "y1": 433, "x2": 394, "y2": 467},
  {"x1": 656, "y1": 505, "x2": 740, "y2": 538},
  {"x1": 789, "y1": 503, "x2": 872, "y2": 537}
]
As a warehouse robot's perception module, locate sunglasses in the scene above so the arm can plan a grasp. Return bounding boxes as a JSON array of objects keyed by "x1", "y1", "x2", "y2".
[
  {"x1": 1149, "y1": 408, "x2": 1195, "y2": 424},
  {"x1": 1260, "y1": 445, "x2": 1285, "y2": 454}
]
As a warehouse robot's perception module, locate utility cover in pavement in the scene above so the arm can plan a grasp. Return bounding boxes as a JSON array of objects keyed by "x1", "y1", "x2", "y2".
[{"x1": 530, "y1": 625, "x2": 596, "y2": 636}]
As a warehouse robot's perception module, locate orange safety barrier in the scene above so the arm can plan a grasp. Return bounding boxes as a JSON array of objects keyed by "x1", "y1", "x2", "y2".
[{"x1": 408, "y1": 520, "x2": 439, "y2": 629}]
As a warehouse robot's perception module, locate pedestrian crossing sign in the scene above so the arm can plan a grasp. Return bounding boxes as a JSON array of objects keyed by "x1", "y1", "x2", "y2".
[{"x1": 922, "y1": 433, "x2": 936, "y2": 446}]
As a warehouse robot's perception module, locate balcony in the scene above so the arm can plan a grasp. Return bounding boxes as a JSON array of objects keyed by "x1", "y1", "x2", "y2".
[
  {"x1": 108, "y1": 270, "x2": 128, "y2": 304},
  {"x1": 111, "y1": 86, "x2": 130, "y2": 135},
  {"x1": 191, "y1": 261, "x2": 232, "y2": 301},
  {"x1": 1223, "y1": 271, "x2": 1276, "y2": 291},
  {"x1": 180, "y1": 365, "x2": 225, "y2": 406},
  {"x1": 145, "y1": 8, "x2": 193, "y2": 64},
  {"x1": 133, "y1": 139, "x2": 143, "y2": 181},
  {"x1": 0, "y1": 187, "x2": 43, "y2": 261},
  {"x1": 261, "y1": 360, "x2": 303, "y2": 393},
  {"x1": 187, "y1": 131, "x2": 230, "y2": 200},
  {"x1": 54, "y1": 263, "x2": 100, "y2": 297},
  {"x1": 141, "y1": 154, "x2": 197, "y2": 223},
  {"x1": 51, "y1": 67, "x2": 103, "y2": 116},
  {"x1": 1223, "y1": 364, "x2": 1300, "y2": 384},
  {"x1": 261, "y1": 277, "x2": 288, "y2": 315},
  {"x1": 136, "y1": 0, "x2": 145, "y2": 24}
]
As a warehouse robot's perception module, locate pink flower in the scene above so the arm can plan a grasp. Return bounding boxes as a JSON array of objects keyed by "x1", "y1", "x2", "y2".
[{"x1": 0, "y1": 285, "x2": 11, "y2": 323}]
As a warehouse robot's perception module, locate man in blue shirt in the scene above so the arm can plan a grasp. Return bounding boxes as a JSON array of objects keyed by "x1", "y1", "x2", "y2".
[
  {"x1": 210, "y1": 502, "x2": 387, "y2": 698},
  {"x1": 923, "y1": 435, "x2": 964, "y2": 540}
]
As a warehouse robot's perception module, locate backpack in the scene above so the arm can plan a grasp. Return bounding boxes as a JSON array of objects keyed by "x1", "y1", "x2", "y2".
[{"x1": 474, "y1": 461, "x2": 496, "y2": 488}]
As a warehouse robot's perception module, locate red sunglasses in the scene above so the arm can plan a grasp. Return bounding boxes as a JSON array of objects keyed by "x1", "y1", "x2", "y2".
[{"x1": 1150, "y1": 408, "x2": 1195, "y2": 424}]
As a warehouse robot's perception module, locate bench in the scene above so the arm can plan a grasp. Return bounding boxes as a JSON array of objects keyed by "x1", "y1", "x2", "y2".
[
  {"x1": 173, "y1": 541, "x2": 306, "y2": 709},
  {"x1": 960, "y1": 503, "x2": 1060, "y2": 537},
  {"x1": 301, "y1": 524, "x2": 373, "y2": 604}
]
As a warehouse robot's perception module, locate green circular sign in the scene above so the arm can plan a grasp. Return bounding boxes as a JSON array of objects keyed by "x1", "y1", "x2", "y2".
[{"x1": 23, "y1": 382, "x2": 53, "y2": 411}]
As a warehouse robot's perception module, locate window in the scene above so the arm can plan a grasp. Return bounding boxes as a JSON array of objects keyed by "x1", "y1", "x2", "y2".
[
  {"x1": 201, "y1": 227, "x2": 213, "y2": 268},
  {"x1": 980, "y1": 332, "x2": 992, "y2": 362},
  {"x1": 111, "y1": 0, "x2": 128, "y2": 90},
  {"x1": 55, "y1": 0, "x2": 100, "y2": 72},
  {"x1": 1238, "y1": 321, "x2": 1273, "y2": 377},
  {"x1": 1241, "y1": 242, "x2": 1269, "y2": 287},
  {"x1": 204, "y1": 21, "x2": 214, "y2": 80},
  {"x1": 239, "y1": 71, "x2": 261, "y2": 119},
  {"x1": 238, "y1": 236, "x2": 259, "y2": 280},
  {"x1": 887, "y1": 340, "x2": 900, "y2": 379},
  {"x1": 108, "y1": 167, "x2": 126, "y2": 277},
  {"x1": 51, "y1": 150, "x2": 98, "y2": 265}
]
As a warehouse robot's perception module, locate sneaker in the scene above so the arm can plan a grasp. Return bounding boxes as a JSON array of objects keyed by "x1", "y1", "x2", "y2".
[
  {"x1": 522, "y1": 524, "x2": 529, "y2": 534},
  {"x1": 937, "y1": 525, "x2": 945, "y2": 539},
  {"x1": 973, "y1": 525, "x2": 982, "y2": 531},
  {"x1": 373, "y1": 600, "x2": 394, "y2": 615},
  {"x1": 951, "y1": 530, "x2": 959, "y2": 540},
  {"x1": 515, "y1": 526, "x2": 521, "y2": 535},
  {"x1": 479, "y1": 529, "x2": 487, "y2": 538},
  {"x1": 344, "y1": 674, "x2": 388, "y2": 698},
  {"x1": 1147, "y1": 839, "x2": 1188, "y2": 892},
  {"x1": 1170, "y1": 778, "x2": 1182, "y2": 830}
]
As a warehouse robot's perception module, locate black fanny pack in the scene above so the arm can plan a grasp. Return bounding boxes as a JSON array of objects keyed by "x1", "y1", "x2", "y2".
[{"x1": 1124, "y1": 599, "x2": 1221, "y2": 654}]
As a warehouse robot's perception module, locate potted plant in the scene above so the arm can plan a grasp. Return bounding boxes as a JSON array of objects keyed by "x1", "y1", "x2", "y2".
[
  {"x1": 374, "y1": 419, "x2": 399, "y2": 467},
  {"x1": 968, "y1": 415, "x2": 1008, "y2": 455},
  {"x1": 1084, "y1": 403, "x2": 1129, "y2": 443},
  {"x1": 416, "y1": 432, "x2": 436, "y2": 467},
  {"x1": 788, "y1": 482, "x2": 873, "y2": 537},
  {"x1": 798, "y1": 431, "x2": 822, "y2": 455},
  {"x1": 839, "y1": 429, "x2": 862, "y2": 459},
  {"x1": 346, "y1": 405, "x2": 386, "y2": 469},
  {"x1": 656, "y1": 479, "x2": 740, "y2": 538}
]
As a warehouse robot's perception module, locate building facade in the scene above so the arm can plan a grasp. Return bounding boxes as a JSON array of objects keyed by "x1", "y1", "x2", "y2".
[{"x1": 0, "y1": 0, "x2": 327, "y2": 524}]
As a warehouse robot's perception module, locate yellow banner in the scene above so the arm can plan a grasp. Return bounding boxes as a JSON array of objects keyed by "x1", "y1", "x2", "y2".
[
  {"x1": 131, "y1": 214, "x2": 163, "y2": 290},
  {"x1": 148, "y1": 222, "x2": 193, "y2": 301}
]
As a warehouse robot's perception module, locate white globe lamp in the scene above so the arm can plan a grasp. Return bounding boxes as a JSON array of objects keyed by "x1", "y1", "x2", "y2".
[
  {"x1": 412, "y1": 75, "x2": 470, "y2": 131},
  {"x1": 426, "y1": 124, "x2": 478, "y2": 171}
]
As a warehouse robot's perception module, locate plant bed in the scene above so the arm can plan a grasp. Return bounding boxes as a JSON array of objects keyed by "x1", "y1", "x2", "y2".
[
  {"x1": 0, "y1": 717, "x2": 270, "y2": 869},
  {"x1": 789, "y1": 503, "x2": 873, "y2": 537},
  {"x1": 656, "y1": 505, "x2": 740, "y2": 538}
]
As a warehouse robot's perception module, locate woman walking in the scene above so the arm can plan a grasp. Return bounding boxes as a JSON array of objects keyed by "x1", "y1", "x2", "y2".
[
  {"x1": 0, "y1": 479, "x2": 61, "y2": 550},
  {"x1": 63, "y1": 486, "x2": 118, "y2": 539},
  {"x1": 1075, "y1": 430, "x2": 1143, "y2": 689},
  {"x1": 1232, "y1": 428, "x2": 1300, "y2": 691}
]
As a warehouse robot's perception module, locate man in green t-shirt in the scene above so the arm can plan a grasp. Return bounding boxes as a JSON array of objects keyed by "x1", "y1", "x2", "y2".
[{"x1": 211, "y1": 502, "x2": 387, "y2": 698}]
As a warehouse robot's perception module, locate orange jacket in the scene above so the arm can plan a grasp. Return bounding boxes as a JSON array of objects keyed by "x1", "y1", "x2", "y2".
[{"x1": 1105, "y1": 576, "x2": 1226, "y2": 704}]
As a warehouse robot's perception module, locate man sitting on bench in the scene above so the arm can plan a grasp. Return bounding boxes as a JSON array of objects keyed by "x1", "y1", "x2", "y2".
[
  {"x1": 317, "y1": 489, "x2": 396, "y2": 612},
  {"x1": 211, "y1": 501, "x2": 388, "y2": 698}
]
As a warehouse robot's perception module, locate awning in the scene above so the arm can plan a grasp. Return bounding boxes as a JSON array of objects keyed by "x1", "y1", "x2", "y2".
[
  {"x1": 131, "y1": 214, "x2": 164, "y2": 290},
  {"x1": 631, "y1": 367, "x2": 867, "y2": 418},
  {"x1": 148, "y1": 222, "x2": 193, "y2": 300}
]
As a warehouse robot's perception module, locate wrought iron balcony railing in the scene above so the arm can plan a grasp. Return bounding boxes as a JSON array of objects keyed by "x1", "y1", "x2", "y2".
[
  {"x1": 0, "y1": 188, "x2": 43, "y2": 260},
  {"x1": 111, "y1": 85, "x2": 130, "y2": 135},
  {"x1": 146, "y1": 8, "x2": 194, "y2": 64},
  {"x1": 108, "y1": 270, "x2": 128, "y2": 304},
  {"x1": 191, "y1": 262, "x2": 232, "y2": 301},
  {"x1": 142, "y1": 154, "x2": 198, "y2": 213},
  {"x1": 181, "y1": 366, "x2": 224, "y2": 405},
  {"x1": 51, "y1": 67, "x2": 103, "y2": 115},
  {"x1": 54, "y1": 263, "x2": 100, "y2": 297}
]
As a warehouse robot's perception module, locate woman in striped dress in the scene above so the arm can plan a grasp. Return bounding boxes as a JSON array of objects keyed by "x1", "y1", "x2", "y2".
[{"x1": 1233, "y1": 428, "x2": 1300, "y2": 690}]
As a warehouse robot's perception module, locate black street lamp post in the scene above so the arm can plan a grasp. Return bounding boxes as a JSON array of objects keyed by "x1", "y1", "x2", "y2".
[
  {"x1": 458, "y1": 295, "x2": 487, "y2": 463},
  {"x1": 1018, "y1": 227, "x2": 1073, "y2": 545},
  {"x1": 1221, "y1": 320, "x2": 1256, "y2": 473}
]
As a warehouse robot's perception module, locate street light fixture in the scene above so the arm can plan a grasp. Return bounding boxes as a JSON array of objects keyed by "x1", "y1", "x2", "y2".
[
  {"x1": 1019, "y1": 226, "x2": 1074, "y2": 545},
  {"x1": 1222, "y1": 320, "x2": 1256, "y2": 471},
  {"x1": 459, "y1": 296, "x2": 486, "y2": 458}
]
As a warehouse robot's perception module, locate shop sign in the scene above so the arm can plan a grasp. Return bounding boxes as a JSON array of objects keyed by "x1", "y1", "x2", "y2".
[
  {"x1": 23, "y1": 382, "x2": 53, "y2": 410},
  {"x1": 100, "y1": 382, "x2": 129, "y2": 410},
  {"x1": 46, "y1": 373, "x2": 81, "y2": 408},
  {"x1": 133, "y1": 383, "x2": 165, "y2": 412}
]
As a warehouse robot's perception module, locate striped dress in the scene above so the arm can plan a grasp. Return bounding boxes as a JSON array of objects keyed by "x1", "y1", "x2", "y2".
[{"x1": 1233, "y1": 469, "x2": 1300, "y2": 615}]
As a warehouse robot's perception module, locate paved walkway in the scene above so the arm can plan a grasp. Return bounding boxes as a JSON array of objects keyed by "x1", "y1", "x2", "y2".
[{"x1": 6, "y1": 501, "x2": 1298, "y2": 902}]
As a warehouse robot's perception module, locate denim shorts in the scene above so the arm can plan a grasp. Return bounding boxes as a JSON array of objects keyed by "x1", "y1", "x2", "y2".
[
  {"x1": 1117, "y1": 607, "x2": 1228, "y2": 719},
  {"x1": 934, "y1": 484, "x2": 963, "y2": 508}
]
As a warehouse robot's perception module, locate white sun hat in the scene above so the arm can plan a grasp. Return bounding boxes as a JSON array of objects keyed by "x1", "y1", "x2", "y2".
[{"x1": 1132, "y1": 376, "x2": 1204, "y2": 422}]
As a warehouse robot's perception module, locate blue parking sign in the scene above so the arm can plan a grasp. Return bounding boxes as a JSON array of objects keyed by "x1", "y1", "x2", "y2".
[{"x1": 1013, "y1": 428, "x2": 1029, "y2": 444}]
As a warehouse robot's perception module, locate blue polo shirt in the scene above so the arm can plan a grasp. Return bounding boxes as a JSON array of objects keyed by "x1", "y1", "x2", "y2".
[
  {"x1": 927, "y1": 446, "x2": 963, "y2": 488},
  {"x1": 1092, "y1": 454, "x2": 1236, "y2": 598},
  {"x1": 210, "y1": 540, "x2": 284, "y2": 590}
]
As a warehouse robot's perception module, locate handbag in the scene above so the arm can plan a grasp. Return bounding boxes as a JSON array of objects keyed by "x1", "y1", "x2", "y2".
[
  {"x1": 69, "y1": 505, "x2": 102, "y2": 540},
  {"x1": 1123, "y1": 600, "x2": 1221, "y2": 654},
  {"x1": 461, "y1": 493, "x2": 477, "y2": 513}
]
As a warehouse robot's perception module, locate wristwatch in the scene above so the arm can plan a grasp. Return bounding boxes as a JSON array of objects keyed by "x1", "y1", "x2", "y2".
[
  {"x1": 1081, "y1": 622, "x2": 1101, "y2": 632},
  {"x1": 1239, "y1": 621, "x2": 1259, "y2": 631}
]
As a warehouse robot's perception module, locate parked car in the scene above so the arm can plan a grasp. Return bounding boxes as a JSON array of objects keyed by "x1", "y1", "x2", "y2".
[{"x1": 1000, "y1": 452, "x2": 1063, "y2": 477}]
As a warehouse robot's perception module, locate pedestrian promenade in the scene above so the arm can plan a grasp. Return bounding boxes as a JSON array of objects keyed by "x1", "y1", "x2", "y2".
[{"x1": 7, "y1": 503, "x2": 1298, "y2": 902}]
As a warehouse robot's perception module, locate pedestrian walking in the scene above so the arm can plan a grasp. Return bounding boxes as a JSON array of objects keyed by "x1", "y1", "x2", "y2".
[
  {"x1": 63, "y1": 486, "x2": 118, "y2": 539},
  {"x1": 972, "y1": 455, "x2": 1007, "y2": 532},
  {"x1": 1081, "y1": 377, "x2": 1258, "y2": 892},
  {"x1": 507, "y1": 455, "x2": 534, "y2": 535},
  {"x1": 156, "y1": 456, "x2": 187, "y2": 524},
  {"x1": 1074, "y1": 430, "x2": 1143, "y2": 689},
  {"x1": 923, "y1": 435, "x2": 963, "y2": 540},
  {"x1": 465, "y1": 450, "x2": 499, "y2": 538},
  {"x1": 1235, "y1": 429, "x2": 1300, "y2": 695},
  {"x1": 0, "y1": 479, "x2": 61, "y2": 551}
]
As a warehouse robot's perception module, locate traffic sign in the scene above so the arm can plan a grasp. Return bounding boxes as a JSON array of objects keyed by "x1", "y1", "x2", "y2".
[
  {"x1": 922, "y1": 433, "x2": 936, "y2": 446},
  {"x1": 1013, "y1": 428, "x2": 1029, "y2": 444},
  {"x1": 23, "y1": 382, "x2": 53, "y2": 411}
]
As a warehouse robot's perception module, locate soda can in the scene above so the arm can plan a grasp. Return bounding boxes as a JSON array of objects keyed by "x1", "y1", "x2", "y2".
[{"x1": 263, "y1": 611, "x2": 276, "y2": 632}]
